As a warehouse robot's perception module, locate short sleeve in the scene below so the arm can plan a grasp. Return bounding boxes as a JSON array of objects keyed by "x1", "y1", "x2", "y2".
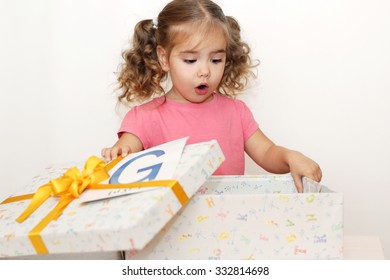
[
  {"x1": 118, "y1": 106, "x2": 149, "y2": 148},
  {"x1": 237, "y1": 100, "x2": 259, "y2": 142}
]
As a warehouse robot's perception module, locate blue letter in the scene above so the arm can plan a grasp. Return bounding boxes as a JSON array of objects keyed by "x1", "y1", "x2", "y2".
[{"x1": 109, "y1": 150, "x2": 165, "y2": 184}]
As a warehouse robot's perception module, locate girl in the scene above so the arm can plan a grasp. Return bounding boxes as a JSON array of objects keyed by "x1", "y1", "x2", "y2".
[{"x1": 101, "y1": 0, "x2": 322, "y2": 192}]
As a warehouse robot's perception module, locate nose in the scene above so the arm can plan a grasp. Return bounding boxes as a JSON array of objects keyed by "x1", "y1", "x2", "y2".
[{"x1": 197, "y1": 62, "x2": 210, "y2": 78}]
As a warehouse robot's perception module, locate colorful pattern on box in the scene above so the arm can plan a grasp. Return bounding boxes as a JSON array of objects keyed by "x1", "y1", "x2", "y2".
[{"x1": 130, "y1": 175, "x2": 343, "y2": 260}]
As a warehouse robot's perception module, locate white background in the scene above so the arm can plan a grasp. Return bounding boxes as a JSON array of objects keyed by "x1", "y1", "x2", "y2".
[{"x1": 1, "y1": 0, "x2": 389, "y2": 259}]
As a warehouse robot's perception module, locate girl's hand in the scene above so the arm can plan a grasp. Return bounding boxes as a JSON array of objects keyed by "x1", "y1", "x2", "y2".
[
  {"x1": 101, "y1": 145, "x2": 131, "y2": 161},
  {"x1": 101, "y1": 132, "x2": 143, "y2": 162},
  {"x1": 244, "y1": 130, "x2": 322, "y2": 193},
  {"x1": 287, "y1": 151, "x2": 322, "y2": 193}
]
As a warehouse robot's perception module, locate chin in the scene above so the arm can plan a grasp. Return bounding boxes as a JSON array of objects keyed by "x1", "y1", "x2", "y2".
[{"x1": 192, "y1": 93, "x2": 213, "y2": 103}]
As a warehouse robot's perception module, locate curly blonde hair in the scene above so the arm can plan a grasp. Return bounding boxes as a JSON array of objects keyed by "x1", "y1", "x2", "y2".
[{"x1": 117, "y1": 0, "x2": 258, "y2": 104}]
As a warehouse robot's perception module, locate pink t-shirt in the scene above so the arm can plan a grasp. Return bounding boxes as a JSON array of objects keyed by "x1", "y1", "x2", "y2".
[{"x1": 118, "y1": 93, "x2": 259, "y2": 175}]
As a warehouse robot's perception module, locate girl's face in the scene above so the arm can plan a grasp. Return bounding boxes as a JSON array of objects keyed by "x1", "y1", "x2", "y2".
[{"x1": 157, "y1": 28, "x2": 227, "y2": 103}]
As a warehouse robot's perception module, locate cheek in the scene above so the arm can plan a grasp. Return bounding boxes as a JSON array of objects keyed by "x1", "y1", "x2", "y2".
[
  {"x1": 213, "y1": 65, "x2": 225, "y2": 81},
  {"x1": 172, "y1": 64, "x2": 193, "y2": 80},
  {"x1": 170, "y1": 68, "x2": 190, "y2": 86}
]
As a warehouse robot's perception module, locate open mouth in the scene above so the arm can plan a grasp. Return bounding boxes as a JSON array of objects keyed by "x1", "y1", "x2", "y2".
[
  {"x1": 196, "y1": 84, "x2": 208, "y2": 90},
  {"x1": 195, "y1": 84, "x2": 209, "y2": 95}
]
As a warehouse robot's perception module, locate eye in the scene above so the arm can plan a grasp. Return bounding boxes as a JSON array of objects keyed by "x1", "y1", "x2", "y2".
[
  {"x1": 211, "y1": 58, "x2": 223, "y2": 64},
  {"x1": 184, "y1": 59, "x2": 197, "y2": 64}
]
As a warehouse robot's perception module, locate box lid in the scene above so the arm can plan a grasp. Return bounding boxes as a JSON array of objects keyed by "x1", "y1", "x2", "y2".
[{"x1": 0, "y1": 139, "x2": 224, "y2": 258}]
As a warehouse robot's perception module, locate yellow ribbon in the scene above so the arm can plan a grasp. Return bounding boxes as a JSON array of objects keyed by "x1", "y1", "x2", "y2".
[
  {"x1": 15, "y1": 156, "x2": 108, "y2": 223},
  {"x1": 1, "y1": 156, "x2": 188, "y2": 254}
]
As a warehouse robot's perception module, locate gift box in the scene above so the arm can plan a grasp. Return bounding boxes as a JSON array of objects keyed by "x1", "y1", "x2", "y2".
[
  {"x1": 0, "y1": 139, "x2": 224, "y2": 258},
  {"x1": 130, "y1": 175, "x2": 343, "y2": 260}
]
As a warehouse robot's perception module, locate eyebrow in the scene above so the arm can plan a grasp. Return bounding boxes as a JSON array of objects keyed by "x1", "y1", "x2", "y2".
[{"x1": 179, "y1": 49, "x2": 226, "y2": 55}]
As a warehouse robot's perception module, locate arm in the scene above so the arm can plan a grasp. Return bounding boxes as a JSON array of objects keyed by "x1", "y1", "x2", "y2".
[
  {"x1": 101, "y1": 132, "x2": 143, "y2": 161},
  {"x1": 244, "y1": 129, "x2": 322, "y2": 192}
]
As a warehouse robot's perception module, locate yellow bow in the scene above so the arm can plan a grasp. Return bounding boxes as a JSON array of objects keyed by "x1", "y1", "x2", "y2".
[{"x1": 16, "y1": 156, "x2": 108, "y2": 223}]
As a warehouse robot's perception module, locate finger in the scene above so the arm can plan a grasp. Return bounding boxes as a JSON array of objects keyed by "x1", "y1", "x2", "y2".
[
  {"x1": 292, "y1": 174, "x2": 303, "y2": 193},
  {"x1": 311, "y1": 165, "x2": 322, "y2": 182},
  {"x1": 317, "y1": 167, "x2": 323, "y2": 182},
  {"x1": 101, "y1": 148, "x2": 111, "y2": 161},
  {"x1": 121, "y1": 146, "x2": 131, "y2": 158},
  {"x1": 110, "y1": 147, "x2": 119, "y2": 160}
]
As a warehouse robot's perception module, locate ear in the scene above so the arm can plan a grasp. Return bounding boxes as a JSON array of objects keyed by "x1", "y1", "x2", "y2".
[{"x1": 157, "y1": 45, "x2": 169, "y2": 72}]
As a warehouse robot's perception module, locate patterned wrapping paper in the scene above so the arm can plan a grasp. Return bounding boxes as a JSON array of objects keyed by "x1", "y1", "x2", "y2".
[
  {"x1": 130, "y1": 175, "x2": 343, "y2": 260},
  {"x1": 0, "y1": 140, "x2": 224, "y2": 258}
]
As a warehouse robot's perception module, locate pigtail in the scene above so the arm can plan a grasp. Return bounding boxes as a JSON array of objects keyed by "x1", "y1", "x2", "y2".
[
  {"x1": 219, "y1": 16, "x2": 258, "y2": 96},
  {"x1": 117, "y1": 19, "x2": 166, "y2": 103}
]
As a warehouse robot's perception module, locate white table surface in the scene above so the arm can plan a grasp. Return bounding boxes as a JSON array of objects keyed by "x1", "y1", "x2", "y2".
[{"x1": 343, "y1": 235, "x2": 385, "y2": 259}]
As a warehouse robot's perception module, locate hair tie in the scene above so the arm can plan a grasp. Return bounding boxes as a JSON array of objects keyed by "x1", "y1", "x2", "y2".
[{"x1": 152, "y1": 18, "x2": 158, "y2": 29}]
